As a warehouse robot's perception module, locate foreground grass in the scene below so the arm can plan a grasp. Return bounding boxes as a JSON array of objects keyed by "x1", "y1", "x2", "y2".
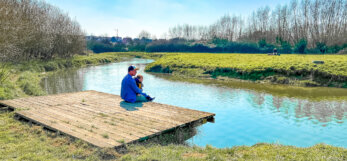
[
  {"x1": 0, "y1": 110, "x2": 120, "y2": 160},
  {"x1": 145, "y1": 53, "x2": 347, "y2": 88},
  {"x1": 122, "y1": 144, "x2": 347, "y2": 161},
  {"x1": 1, "y1": 109, "x2": 346, "y2": 161}
]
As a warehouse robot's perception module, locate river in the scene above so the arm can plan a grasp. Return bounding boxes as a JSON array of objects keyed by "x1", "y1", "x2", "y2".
[{"x1": 40, "y1": 58, "x2": 347, "y2": 148}]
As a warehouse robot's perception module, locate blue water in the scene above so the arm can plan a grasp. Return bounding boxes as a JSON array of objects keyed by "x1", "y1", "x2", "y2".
[{"x1": 41, "y1": 59, "x2": 347, "y2": 148}]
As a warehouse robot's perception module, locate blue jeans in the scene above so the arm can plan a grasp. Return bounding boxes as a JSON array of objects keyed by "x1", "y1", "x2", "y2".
[{"x1": 136, "y1": 95, "x2": 147, "y2": 102}]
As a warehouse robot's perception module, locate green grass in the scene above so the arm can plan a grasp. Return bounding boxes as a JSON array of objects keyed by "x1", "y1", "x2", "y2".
[
  {"x1": 1, "y1": 52, "x2": 346, "y2": 160},
  {"x1": 121, "y1": 144, "x2": 346, "y2": 161},
  {"x1": 101, "y1": 133, "x2": 109, "y2": 139},
  {"x1": 145, "y1": 53, "x2": 347, "y2": 87}
]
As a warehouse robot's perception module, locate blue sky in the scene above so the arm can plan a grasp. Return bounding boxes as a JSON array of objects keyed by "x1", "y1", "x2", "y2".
[{"x1": 46, "y1": 0, "x2": 291, "y2": 38}]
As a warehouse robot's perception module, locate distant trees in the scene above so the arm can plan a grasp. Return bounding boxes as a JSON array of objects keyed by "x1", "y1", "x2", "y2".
[
  {"x1": 167, "y1": 0, "x2": 347, "y2": 53},
  {"x1": 87, "y1": 0, "x2": 346, "y2": 54},
  {"x1": 138, "y1": 30, "x2": 151, "y2": 39},
  {"x1": 0, "y1": 0, "x2": 85, "y2": 61}
]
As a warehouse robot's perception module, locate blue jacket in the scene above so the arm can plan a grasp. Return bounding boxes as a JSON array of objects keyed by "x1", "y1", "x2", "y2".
[{"x1": 121, "y1": 74, "x2": 148, "y2": 103}]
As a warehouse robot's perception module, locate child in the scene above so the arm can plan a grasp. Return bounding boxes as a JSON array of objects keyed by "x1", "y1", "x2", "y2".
[
  {"x1": 134, "y1": 74, "x2": 155, "y2": 101},
  {"x1": 135, "y1": 74, "x2": 144, "y2": 90}
]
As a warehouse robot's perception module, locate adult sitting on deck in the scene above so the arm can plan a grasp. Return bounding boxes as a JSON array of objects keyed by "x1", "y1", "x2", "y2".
[{"x1": 121, "y1": 65, "x2": 154, "y2": 103}]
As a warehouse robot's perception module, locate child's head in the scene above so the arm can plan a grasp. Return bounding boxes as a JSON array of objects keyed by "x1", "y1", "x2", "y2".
[{"x1": 136, "y1": 74, "x2": 143, "y2": 82}]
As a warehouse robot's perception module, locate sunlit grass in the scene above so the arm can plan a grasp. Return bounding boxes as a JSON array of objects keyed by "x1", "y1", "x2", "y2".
[{"x1": 146, "y1": 53, "x2": 347, "y2": 87}]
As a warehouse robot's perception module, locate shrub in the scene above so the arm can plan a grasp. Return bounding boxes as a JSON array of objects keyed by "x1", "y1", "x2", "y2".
[
  {"x1": 17, "y1": 72, "x2": 45, "y2": 96},
  {"x1": 279, "y1": 41, "x2": 292, "y2": 54},
  {"x1": 294, "y1": 39, "x2": 307, "y2": 54},
  {"x1": 316, "y1": 42, "x2": 327, "y2": 54}
]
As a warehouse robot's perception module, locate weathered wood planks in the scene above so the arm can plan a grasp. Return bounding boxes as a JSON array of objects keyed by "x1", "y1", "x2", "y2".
[{"x1": 0, "y1": 90, "x2": 215, "y2": 148}]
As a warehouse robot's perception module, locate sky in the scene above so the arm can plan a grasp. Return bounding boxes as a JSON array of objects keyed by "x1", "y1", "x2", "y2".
[{"x1": 45, "y1": 0, "x2": 291, "y2": 38}]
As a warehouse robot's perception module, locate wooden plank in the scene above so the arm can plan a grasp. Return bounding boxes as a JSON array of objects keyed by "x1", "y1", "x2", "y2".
[
  {"x1": 91, "y1": 98, "x2": 201, "y2": 122},
  {"x1": 81, "y1": 99, "x2": 186, "y2": 125},
  {"x1": 17, "y1": 110, "x2": 117, "y2": 147},
  {"x1": 52, "y1": 104, "x2": 153, "y2": 139},
  {"x1": 70, "y1": 101, "x2": 180, "y2": 129},
  {"x1": 34, "y1": 106, "x2": 139, "y2": 142},
  {"x1": 0, "y1": 90, "x2": 215, "y2": 148}
]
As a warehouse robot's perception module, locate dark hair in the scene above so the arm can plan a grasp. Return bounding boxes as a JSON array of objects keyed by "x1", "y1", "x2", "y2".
[
  {"x1": 136, "y1": 74, "x2": 143, "y2": 79},
  {"x1": 128, "y1": 65, "x2": 138, "y2": 72}
]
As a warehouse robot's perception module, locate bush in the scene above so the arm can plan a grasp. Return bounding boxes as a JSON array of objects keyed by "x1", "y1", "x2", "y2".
[
  {"x1": 294, "y1": 39, "x2": 308, "y2": 54},
  {"x1": 0, "y1": 84, "x2": 17, "y2": 100},
  {"x1": 212, "y1": 38, "x2": 229, "y2": 47},
  {"x1": 279, "y1": 41, "x2": 292, "y2": 54},
  {"x1": 44, "y1": 62, "x2": 59, "y2": 71},
  {"x1": 17, "y1": 72, "x2": 45, "y2": 96},
  {"x1": 316, "y1": 42, "x2": 327, "y2": 53},
  {"x1": 0, "y1": 64, "x2": 11, "y2": 85}
]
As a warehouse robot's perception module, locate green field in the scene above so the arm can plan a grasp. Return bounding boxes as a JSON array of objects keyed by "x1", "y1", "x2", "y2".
[{"x1": 145, "y1": 53, "x2": 347, "y2": 88}]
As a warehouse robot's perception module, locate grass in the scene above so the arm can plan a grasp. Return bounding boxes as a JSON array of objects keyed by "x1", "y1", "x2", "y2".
[
  {"x1": 145, "y1": 53, "x2": 347, "y2": 88},
  {"x1": 101, "y1": 133, "x2": 109, "y2": 139},
  {"x1": 1, "y1": 52, "x2": 346, "y2": 160},
  {"x1": 98, "y1": 113, "x2": 108, "y2": 118},
  {"x1": 121, "y1": 144, "x2": 347, "y2": 161}
]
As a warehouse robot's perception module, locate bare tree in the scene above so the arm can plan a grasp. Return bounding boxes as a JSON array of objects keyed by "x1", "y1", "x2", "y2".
[
  {"x1": 0, "y1": 0, "x2": 85, "y2": 62},
  {"x1": 138, "y1": 30, "x2": 151, "y2": 39},
  {"x1": 164, "y1": 0, "x2": 346, "y2": 50}
]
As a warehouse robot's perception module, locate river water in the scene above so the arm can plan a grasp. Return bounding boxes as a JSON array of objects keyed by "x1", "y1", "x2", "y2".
[{"x1": 41, "y1": 59, "x2": 347, "y2": 148}]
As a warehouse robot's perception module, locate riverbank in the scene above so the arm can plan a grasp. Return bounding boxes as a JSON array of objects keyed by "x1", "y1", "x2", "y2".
[
  {"x1": 145, "y1": 53, "x2": 347, "y2": 88},
  {"x1": 0, "y1": 52, "x2": 164, "y2": 100},
  {"x1": 1, "y1": 52, "x2": 346, "y2": 160}
]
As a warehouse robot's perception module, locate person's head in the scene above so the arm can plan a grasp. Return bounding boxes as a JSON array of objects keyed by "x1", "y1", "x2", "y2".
[
  {"x1": 136, "y1": 74, "x2": 143, "y2": 82},
  {"x1": 128, "y1": 65, "x2": 139, "y2": 76}
]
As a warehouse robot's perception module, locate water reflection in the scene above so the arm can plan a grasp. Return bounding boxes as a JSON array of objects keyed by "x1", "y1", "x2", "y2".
[
  {"x1": 41, "y1": 69, "x2": 84, "y2": 94},
  {"x1": 40, "y1": 59, "x2": 347, "y2": 148},
  {"x1": 140, "y1": 122, "x2": 199, "y2": 146},
  {"x1": 153, "y1": 74, "x2": 347, "y2": 125}
]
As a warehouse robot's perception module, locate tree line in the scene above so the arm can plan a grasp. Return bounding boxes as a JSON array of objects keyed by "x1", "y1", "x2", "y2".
[
  {"x1": 88, "y1": 0, "x2": 346, "y2": 54},
  {"x1": 166, "y1": 0, "x2": 347, "y2": 54},
  {"x1": 0, "y1": 0, "x2": 85, "y2": 62}
]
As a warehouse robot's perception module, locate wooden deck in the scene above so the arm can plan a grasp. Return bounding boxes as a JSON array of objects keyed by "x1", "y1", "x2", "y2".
[{"x1": 0, "y1": 90, "x2": 215, "y2": 148}]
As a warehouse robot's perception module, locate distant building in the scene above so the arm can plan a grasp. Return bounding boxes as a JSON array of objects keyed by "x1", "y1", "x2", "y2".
[
  {"x1": 111, "y1": 36, "x2": 122, "y2": 43},
  {"x1": 122, "y1": 37, "x2": 133, "y2": 45}
]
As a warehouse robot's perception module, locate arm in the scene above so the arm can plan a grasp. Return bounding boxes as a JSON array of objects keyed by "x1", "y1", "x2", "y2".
[{"x1": 129, "y1": 79, "x2": 148, "y2": 97}]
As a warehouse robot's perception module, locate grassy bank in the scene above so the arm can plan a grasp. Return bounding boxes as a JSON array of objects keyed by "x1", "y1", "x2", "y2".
[
  {"x1": 145, "y1": 53, "x2": 347, "y2": 88},
  {"x1": 1, "y1": 108, "x2": 346, "y2": 160},
  {"x1": 151, "y1": 73, "x2": 347, "y2": 101},
  {"x1": 1, "y1": 52, "x2": 346, "y2": 160}
]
